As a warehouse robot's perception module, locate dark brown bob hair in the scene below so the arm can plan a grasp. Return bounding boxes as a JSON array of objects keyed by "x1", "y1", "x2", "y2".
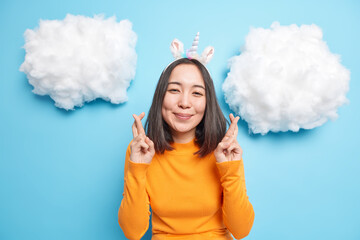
[{"x1": 145, "y1": 58, "x2": 227, "y2": 157}]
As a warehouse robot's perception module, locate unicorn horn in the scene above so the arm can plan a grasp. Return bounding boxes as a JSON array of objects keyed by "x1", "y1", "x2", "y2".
[{"x1": 187, "y1": 32, "x2": 199, "y2": 59}]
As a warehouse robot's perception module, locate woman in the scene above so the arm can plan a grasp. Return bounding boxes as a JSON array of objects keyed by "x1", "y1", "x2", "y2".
[{"x1": 118, "y1": 56, "x2": 255, "y2": 239}]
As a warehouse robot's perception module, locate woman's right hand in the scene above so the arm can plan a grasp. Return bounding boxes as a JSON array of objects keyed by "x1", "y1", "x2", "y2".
[{"x1": 130, "y1": 112, "x2": 155, "y2": 164}]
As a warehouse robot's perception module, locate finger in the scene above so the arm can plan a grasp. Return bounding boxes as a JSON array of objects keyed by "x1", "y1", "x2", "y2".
[
  {"x1": 130, "y1": 135, "x2": 144, "y2": 151},
  {"x1": 133, "y1": 113, "x2": 146, "y2": 136},
  {"x1": 231, "y1": 142, "x2": 243, "y2": 156},
  {"x1": 139, "y1": 112, "x2": 145, "y2": 120},
  {"x1": 227, "y1": 143, "x2": 237, "y2": 154},
  {"x1": 230, "y1": 113, "x2": 234, "y2": 122},
  {"x1": 234, "y1": 117, "x2": 239, "y2": 137},
  {"x1": 132, "y1": 134, "x2": 145, "y2": 144},
  {"x1": 215, "y1": 141, "x2": 230, "y2": 153},
  {"x1": 133, "y1": 135, "x2": 149, "y2": 151},
  {"x1": 227, "y1": 114, "x2": 235, "y2": 140},
  {"x1": 146, "y1": 137, "x2": 155, "y2": 154},
  {"x1": 132, "y1": 122, "x2": 138, "y2": 138},
  {"x1": 131, "y1": 112, "x2": 145, "y2": 137},
  {"x1": 223, "y1": 114, "x2": 239, "y2": 140},
  {"x1": 218, "y1": 139, "x2": 235, "y2": 156},
  {"x1": 139, "y1": 142, "x2": 150, "y2": 152},
  {"x1": 145, "y1": 136, "x2": 153, "y2": 146},
  {"x1": 227, "y1": 142, "x2": 243, "y2": 159},
  {"x1": 231, "y1": 116, "x2": 240, "y2": 137}
]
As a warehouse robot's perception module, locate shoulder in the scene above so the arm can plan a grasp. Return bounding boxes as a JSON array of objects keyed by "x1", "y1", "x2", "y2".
[{"x1": 207, "y1": 151, "x2": 216, "y2": 161}]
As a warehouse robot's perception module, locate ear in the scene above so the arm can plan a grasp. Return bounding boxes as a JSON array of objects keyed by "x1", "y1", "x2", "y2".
[
  {"x1": 170, "y1": 39, "x2": 184, "y2": 59},
  {"x1": 201, "y1": 46, "x2": 214, "y2": 64}
]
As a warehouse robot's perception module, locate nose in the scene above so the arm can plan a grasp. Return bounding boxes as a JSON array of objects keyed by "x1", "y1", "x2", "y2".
[{"x1": 178, "y1": 92, "x2": 191, "y2": 109}]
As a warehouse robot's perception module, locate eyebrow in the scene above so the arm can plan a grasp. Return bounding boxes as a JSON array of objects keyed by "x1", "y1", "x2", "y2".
[{"x1": 168, "y1": 82, "x2": 205, "y2": 90}]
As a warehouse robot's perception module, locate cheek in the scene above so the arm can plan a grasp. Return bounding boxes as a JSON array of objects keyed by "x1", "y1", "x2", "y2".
[
  {"x1": 161, "y1": 103, "x2": 167, "y2": 120},
  {"x1": 162, "y1": 94, "x2": 173, "y2": 111},
  {"x1": 195, "y1": 98, "x2": 206, "y2": 114},
  {"x1": 161, "y1": 94, "x2": 173, "y2": 122}
]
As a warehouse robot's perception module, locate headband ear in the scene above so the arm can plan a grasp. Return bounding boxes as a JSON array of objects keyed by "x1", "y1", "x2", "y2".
[
  {"x1": 201, "y1": 46, "x2": 214, "y2": 64},
  {"x1": 170, "y1": 39, "x2": 184, "y2": 59}
]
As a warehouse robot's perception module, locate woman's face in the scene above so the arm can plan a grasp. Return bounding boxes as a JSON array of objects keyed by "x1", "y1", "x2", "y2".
[{"x1": 162, "y1": 64, "x2": 206, "y2": 143}]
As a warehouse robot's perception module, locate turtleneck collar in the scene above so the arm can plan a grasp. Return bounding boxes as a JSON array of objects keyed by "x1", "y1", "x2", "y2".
[{"x1": 168, "y1": 138, "x2": 199, "y2": 154}]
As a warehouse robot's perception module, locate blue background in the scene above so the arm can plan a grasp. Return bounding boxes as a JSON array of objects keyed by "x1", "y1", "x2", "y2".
[{"x1": 1, "y1": 0, "x2": 359, "y2": 239}]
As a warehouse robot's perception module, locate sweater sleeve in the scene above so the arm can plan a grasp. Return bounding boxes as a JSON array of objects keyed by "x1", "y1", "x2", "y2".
[
  {"x1": 216, "y1": 159, "x2": 255, "y2": 240},
  {"x1": 118, "y1": 143, "x2": 151, "y2": 240}
]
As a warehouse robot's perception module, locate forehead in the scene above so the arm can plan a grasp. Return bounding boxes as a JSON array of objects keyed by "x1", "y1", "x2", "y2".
[{"x1": 168, "y1": 64, "x2": 205, "y2": 86}]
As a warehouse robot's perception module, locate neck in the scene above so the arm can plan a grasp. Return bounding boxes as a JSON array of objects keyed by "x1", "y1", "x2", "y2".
[{"x1": 171, "y1": 130, "x2": 195, "y2": 143}]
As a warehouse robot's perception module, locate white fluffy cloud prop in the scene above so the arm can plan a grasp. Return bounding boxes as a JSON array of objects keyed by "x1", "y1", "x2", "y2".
[
  {"x1": 223, "y1": 22, "x2": 350, "y2": 135},
  {"x1": 20, "y1": 14, "x2": 137, "y2": 110}
]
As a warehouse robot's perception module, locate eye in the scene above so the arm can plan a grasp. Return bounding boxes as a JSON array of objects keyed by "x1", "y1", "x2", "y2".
[
  {"x1": 168, "y1": 88, "x2": 180, "y2": 93},
  {"x1": 193, "y1": 91, "x2": 204, "y2": 96}
]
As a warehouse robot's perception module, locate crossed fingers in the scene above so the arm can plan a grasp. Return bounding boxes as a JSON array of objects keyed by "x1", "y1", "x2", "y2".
[
  {"x1": 130, "y1": 112, "x2": 155, "y2": 163},
  {"x1": 131, "y1": 112, "x2": 151, "y2": 154},
  {"x1": 214, "y1": 113, "x2": 242, "y2": 162},
  {"x1": 132, "y1": 112, "x2": 146, "y2": 138},
  {"x1": 222, "y1": 113, "x2": 239, "y2": 142}
]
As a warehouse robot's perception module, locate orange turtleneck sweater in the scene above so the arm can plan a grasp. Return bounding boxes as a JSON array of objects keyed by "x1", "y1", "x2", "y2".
[{"x1": 118, "y1": 139, "x2": 255, "y2": 240}]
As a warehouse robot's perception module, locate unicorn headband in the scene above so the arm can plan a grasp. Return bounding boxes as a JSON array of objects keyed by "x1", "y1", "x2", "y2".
[{"x1": 169, "y1": 32, "x2": 214, "y2": 66}]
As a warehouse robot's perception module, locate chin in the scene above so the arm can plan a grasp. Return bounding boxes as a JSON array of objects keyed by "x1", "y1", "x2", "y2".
[{"x1": 173, "y1": 126, "x2": 195, "y2": 133}]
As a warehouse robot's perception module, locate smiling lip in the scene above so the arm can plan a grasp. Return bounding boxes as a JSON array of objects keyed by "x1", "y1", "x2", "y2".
[{"x1": 174, "y1": 113, "x2": 193, "y2": 120}]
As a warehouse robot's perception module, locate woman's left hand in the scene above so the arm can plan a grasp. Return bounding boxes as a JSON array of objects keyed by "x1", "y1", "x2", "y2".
[{"x1": 214, "y1": 113, "x2": 243, "y2": 163}]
